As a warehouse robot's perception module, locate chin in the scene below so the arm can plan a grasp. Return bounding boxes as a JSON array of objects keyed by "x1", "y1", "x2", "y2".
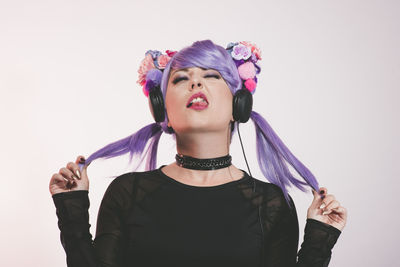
[{"x1": 178, "y1": 122, "x2": 229, "y2": 134}]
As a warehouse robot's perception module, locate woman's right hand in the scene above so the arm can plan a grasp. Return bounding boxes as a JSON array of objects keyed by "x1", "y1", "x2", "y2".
[{"x1": 49, "y1": 155, "x2": 90, "y2": 196}]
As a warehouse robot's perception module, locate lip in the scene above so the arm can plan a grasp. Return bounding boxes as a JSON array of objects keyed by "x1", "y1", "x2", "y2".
[{"x1": 186, "y1": 92, "x2": 209, "y2": 108}]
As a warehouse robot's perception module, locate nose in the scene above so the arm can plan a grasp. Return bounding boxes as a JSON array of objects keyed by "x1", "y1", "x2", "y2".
[
  {"x1": 191, "y1": 82, "x2": 202, "y2": 89},
  {"x1": 190, "y1": 71, "x2": 204, "y2": 90}
]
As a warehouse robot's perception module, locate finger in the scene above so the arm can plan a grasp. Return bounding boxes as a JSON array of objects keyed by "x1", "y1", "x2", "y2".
[
  {"x1": 312, "y1": 189, "x2": 321, "y2": 202},
  {"x1": 319, "y1": 194, "x2": 335, "y2": 209},
  {"x1": 67, "y1": 161, "x2": 81, "y2": 180},
  {"x1": 75, "y1": 155, "x2": 89, "y2": 180},
  {"x1": 312, "y1": 187, "x2": 328, "y2": 202},
  {"x1": 332, "y1": 206, "x2": 347, "y2": 218},
  {"x1": 51, "y1": 173, "x2": 75, "y2": 190},
  {"x1": 325, "y1": 200, "x2": 340, "y2": 211},
  {"x1": 311, "y1": 190, "x2": 323, "y2": 210},
  {"x1": 327, "y1": 206, "x2": 347, "y2": 225},
  {"x1": 319, "y1": 187, "x2": 328, "y2": 198},
  {"x1": 312, "y1": 187, "x2": 328, "y2": 200},
  {"x1": 50, "y1": 173, "x2": 68, "y2": 187},
  {"x1": 329, "y1": 212, "x2": 343, "y2": 224},
  {"x1": 59, "y1": 167, "x2": 76, "y2": 184},
  {"x1": 322, "y1": 200, "x2": 340, "y2": 215},
  {"x1": 76, "y1": 155, "x2": 86, "y2": 168}
]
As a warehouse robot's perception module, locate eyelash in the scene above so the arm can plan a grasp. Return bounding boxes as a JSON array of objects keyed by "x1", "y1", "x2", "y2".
[{"x1": 172, "y1": 74, "x2": 221, "y2": 85}]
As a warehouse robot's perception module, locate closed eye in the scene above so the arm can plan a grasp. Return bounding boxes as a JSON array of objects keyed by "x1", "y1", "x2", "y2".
[
  {"x1": 205, "y1": 74, "x2": 221, "y2": 79},
  {"x1": 172, "y1": 74, "x2": 221, "y2": 85},
  {"x1": 172, "y1": 76, "x2": 187, "y2": 84}
]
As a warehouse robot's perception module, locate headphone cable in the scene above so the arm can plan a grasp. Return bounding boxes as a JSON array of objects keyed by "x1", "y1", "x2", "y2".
[{"x1": 236, "y1": 122, "x2": 252, "y2": 178}]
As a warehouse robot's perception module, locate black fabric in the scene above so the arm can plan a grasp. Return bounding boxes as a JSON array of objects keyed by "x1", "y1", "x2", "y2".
[{"x1": 52, "y1": 165, "x2": 341, "y2": 267}]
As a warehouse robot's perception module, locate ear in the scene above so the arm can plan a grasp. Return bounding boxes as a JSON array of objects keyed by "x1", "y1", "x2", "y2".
[{"x1": 167, "y1": 120, "x2": 174, "y2": 132}]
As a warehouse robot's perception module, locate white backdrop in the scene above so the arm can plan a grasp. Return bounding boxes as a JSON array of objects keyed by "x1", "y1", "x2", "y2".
[{"x1": 1, "y1": 0, "x2": 398, "y2": 266}]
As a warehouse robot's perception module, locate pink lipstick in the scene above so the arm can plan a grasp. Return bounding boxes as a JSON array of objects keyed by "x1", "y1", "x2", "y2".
[{"x1": 186, "y1": 92, "x2": 209, "y2": 110}]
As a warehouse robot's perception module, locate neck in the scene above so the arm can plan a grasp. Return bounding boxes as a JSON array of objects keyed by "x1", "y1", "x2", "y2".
[
  {"x1": 166, "y1": 127, "x2": 240, "y2": 183},
  {"x1": 175, "y1": 130, "x2": 230, "y2": 159}
]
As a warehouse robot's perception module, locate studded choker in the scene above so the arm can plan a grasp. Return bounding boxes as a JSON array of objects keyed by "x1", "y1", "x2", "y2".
[{"x1": 175, "y1": 153, "x2": 232, "y2": 170}]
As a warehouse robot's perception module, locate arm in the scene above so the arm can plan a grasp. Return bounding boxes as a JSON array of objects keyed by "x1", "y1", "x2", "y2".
[
  {"x1": 263, "y1": 189, "x2": 341, "y2": 267},
  {"x1": 52, "y1": 176, "x2": 129, "y2": 267},
  {"x1": 297, "y1": 218, "x2": 342, "y2": 266}
]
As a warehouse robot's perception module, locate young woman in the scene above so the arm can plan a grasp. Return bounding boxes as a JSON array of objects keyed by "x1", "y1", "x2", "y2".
[{"x1": 49, "y1": 40, "x2": 347, "y2": 267}]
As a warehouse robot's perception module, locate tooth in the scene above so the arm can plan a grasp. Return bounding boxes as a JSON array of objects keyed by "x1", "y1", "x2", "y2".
[{"x1": 191, "y1": 97, "x2": 206, "y2": 104}]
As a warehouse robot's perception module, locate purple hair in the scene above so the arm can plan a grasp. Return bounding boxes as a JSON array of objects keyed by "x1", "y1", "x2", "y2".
[{"x1": 78, "y1": 40, "x2": 319, "y2": 208}]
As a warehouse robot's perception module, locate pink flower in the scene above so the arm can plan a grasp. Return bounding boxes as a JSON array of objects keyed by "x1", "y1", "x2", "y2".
[
  {"x1": 157, "y1": 54, "x2": 171, "y2": 69},
  {"x1": 238, "y1": 62, "x2": 256, "y2": 80},
  {"x1": 165, "y1": 50, "x2": 177, "y2": 57},
  {"x1": 240, "y1": 41, "x2": 262, "y2": 60},
  {"x1": 244, "y1": 78, "x2": 256, "y2": 93},
  {"x1": 137, "y1": 54, "x2": 155, "y2": 86}
]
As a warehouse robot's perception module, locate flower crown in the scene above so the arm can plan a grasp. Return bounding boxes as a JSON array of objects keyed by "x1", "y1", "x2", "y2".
[
  {"x1": 136, "y1": 41, "x2": 262, "y2": 97},
  {"x1": 226, "y1": 41, "x2": 262, "y2": 94}
]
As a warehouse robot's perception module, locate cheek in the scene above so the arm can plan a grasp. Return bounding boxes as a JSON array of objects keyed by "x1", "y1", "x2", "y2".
[
  {"x1": 213, "y1": 89, "x2": 233, "y2": 117},
  {"x1": 217, "y1": 99, "x2": 233, "y2": 116},
  {"x1": 165, "y1": 90, "x2": 185, "y2": 118}
]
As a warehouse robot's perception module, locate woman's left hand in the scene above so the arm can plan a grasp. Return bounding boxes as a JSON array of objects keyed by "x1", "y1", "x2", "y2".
[{"x1": 307, "y1": 187, "x2": 348, "y2": 231}]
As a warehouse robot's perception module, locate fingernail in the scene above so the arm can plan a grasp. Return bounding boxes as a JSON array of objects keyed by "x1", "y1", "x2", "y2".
[
  {"x1": 75, "y1": 169, "x2": 81, "y2": 179},
  {"x1": 322, "y1": 210, "x2": 330, "y2": 215},
  {"x1": 79, "y1": 157, "x2": 86, "y2": 164},
  {"x1": 319, "y1": 189, "x2": 325, "y2": 194},
  {"x1": 320, "y1": 203, "x2": 326, "y2": 209}
]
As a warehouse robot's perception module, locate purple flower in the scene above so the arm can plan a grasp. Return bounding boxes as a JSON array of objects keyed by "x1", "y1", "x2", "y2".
[
  {"x1": 233, "y1": 59, "x2": 245, "y2": 67},
  {"x1": 145, "y1": 50, "x2": 162, "y2": 60},
  {"x1": 231, "y1": 44, "x2": 251, "y2": 60},
  {"x1": 226, "y1": 42, "x2": 239, "y2": 50},
  {"x1": 254, "y1": 63, "x2": 261, "y2": 74},
  {"x1": 250, "y1": 53, "x2": 258, "y2": 63}
]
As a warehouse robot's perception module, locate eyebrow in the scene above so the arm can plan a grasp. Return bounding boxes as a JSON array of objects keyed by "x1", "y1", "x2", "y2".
[{"x1": 171, "y1": 67, "x2": 208, "y2": 76}]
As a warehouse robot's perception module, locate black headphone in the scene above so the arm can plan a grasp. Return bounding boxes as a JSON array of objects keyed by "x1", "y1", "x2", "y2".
[{"x1": 148, "y1": 84, "x2": 253, "y2": 124}]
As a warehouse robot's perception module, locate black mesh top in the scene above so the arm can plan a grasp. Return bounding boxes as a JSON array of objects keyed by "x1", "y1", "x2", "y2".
[{"x1": 52, "y1": 165, "x2": 341, "y2": 267}]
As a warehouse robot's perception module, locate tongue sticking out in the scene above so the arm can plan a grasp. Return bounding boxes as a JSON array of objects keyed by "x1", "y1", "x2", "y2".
[{"x1": 187, "y1": 100, "x2": 208, "y2": 108}]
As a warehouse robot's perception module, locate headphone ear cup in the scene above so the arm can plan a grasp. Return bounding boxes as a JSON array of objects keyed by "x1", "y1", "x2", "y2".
[
  {"x1": 233, "y1": 89, "x2": 253, "y2": 123},
  {"x1": 148, "y1": 86, "x2": 165, "y2": 123}
]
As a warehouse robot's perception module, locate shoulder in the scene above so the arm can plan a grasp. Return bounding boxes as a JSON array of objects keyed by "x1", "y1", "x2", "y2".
[
  {"x1": 251, "y1": 178, "x2": 296, "y2": 212},
  {"x1": 105, "y1": 171, "x2": 136, "y2": 192},
  {"x1": 253, "y1": 178, "x2": 288, "y2": 200},
  {"x1": 106, "y1": 168, "x2": 157, "y2": 190},
  {"x1": 252, "y1": 179, "x2": 299, "y2": 232},
  {"x1": 104, "y1": 168, "x2": 164, "y2": 199},
  {"x1": 100, "y1": 169, "x2": 161, "y2": 209}
]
